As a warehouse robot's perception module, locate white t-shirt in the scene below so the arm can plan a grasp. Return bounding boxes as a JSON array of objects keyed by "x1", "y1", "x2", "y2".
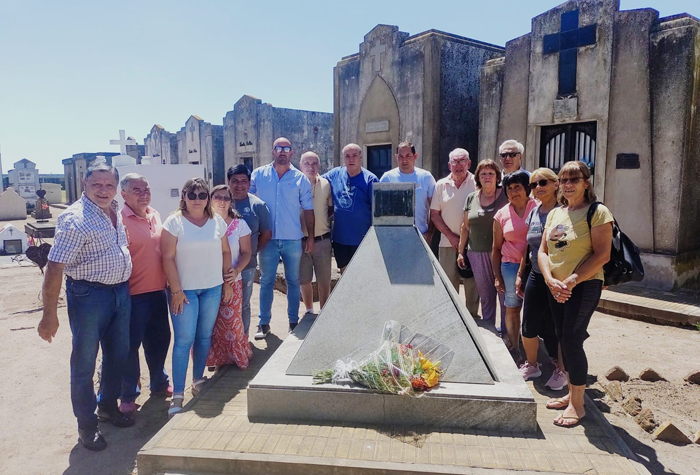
[
  {"x1": 224, "y1": 218, "x2": 252, "y2": 282},
  {"x1": 379, "y1": 167, "x2": 436, "y2": 233},
  {"x1": 162, "y1": 213, "x2": 228, "y2": 291},
  {"x1": 430, "y1": 173, "x2": 476, "y2": 247}
]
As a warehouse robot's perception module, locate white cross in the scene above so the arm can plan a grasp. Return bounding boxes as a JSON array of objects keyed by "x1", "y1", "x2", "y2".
[
  {"x1": 110, "y1": 130, "x2": 136, "y2": 155},
  {"x1": 369, "y1": 42, "x2": 386, "y2": 72}
]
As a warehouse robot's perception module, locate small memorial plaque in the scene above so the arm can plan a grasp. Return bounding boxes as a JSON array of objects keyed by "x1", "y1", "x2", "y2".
[
  {"x1": 616, "y1": 153, "x2": 640, "y2": 169},
  {"x1": 372, "y1": 183, "x2": 414, "y2": 226},
  {"x1": 365, "y1": 120, "x2": 390, "y2": 133}
]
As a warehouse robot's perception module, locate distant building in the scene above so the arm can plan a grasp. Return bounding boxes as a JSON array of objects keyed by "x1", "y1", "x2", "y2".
[
  {"x1": 8, "y1": 159, "x2": 41, "y2": 204},
  {"x1": 62, "y1": 152, "x2": 120, "y2": 203},
  {"x1": 223, "y1": 95, "x2": 334, "y2": 174}
]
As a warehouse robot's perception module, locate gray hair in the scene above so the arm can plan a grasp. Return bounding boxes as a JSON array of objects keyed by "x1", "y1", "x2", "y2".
[
  {"x1": 300, "y1": 151, "x2": 320, "y2": 164},
  {"x1": 85, "y1": 163, "x2": 119, "y2": 183},
  {"x1": 448, "y1": 148, "x2": 470, "y2": 161},
  {"x1": 342, "y1": 143, "x2": 362, "y2": 155},
  {"x1": 499, "y1": 140, "x2": 524, "y2": 155},
  {"x1": 120, "y1": 172, "x2": 148, "y2": 191}
]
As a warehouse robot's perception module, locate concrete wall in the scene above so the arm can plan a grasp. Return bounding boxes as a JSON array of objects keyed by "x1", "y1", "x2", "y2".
[
  {"x1": 40, "y1": 183, "x2": 63, "y2": 204},
  {"x1": 0, "y1": 189, "x2": 27, "y2": 220},
  {"x1": 479, "y1": 58, "x2": 504, "y2": 168},
  {"x1": 603, "y1": 9, "x2": 657, "y2": 251},
  {"x1": 144, "y1": 125, "x2": 179, "y2": 165}
]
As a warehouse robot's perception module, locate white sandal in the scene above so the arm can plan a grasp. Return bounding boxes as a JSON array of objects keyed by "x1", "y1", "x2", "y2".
[
  {"x1": 168, "y1": 394, "x2": 184, "y2": 418},
  {"x1": 191, "y1": 377, "x2": 208, "y2": 397}
]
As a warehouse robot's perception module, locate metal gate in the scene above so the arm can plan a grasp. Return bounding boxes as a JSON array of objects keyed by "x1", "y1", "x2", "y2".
[{"x1": 540, "y1": 122, "x2": 596, "y2": 175}]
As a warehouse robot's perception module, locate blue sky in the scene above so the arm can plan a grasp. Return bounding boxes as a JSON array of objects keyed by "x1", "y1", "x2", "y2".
[{"x1": 1, "y1": 0, "x2": 698, "y2": 173}]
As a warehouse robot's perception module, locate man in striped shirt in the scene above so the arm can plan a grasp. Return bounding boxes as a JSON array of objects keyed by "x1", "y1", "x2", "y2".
[{"x1": 38, "y1": 163, "x2": 134, "y2": 451}]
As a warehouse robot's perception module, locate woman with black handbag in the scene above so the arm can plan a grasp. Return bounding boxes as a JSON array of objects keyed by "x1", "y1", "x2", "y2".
[
  {"x1": 515, "y1": 168, "x2": 566, "y2": 390},
  {"x1": 538, "y1": 161, "x2": 613, "y2": 428}
]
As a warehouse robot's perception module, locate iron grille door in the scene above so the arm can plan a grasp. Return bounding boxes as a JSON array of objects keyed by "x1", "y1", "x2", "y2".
[{"x1": 540, "y1": 122, "x2": 597, "y2": 175}]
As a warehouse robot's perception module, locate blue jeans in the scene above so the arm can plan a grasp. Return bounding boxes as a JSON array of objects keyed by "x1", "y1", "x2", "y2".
[
  {"x1": 168, "y1": 285, "x2": 222, "y2": 394},
  {"x1": 66, "y1": 278, "x2": 130, "y2": 431},
  {"x1": 120, "y1": 290, "x2": 171, "y2": 403},
  {"x1": 258, "y1": 239, "x2": 302, "y2": 325},
  {"x1": 501, "y1": 261, "x2": 524, "y2": 308},
  {"x1": 241, "y1": 268, "x2": 256, "y2": 335}
]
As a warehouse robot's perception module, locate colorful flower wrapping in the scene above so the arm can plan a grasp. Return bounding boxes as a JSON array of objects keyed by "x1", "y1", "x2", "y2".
[{"x1": 312, "y1": 321, "x2": 454, "y2": 396}]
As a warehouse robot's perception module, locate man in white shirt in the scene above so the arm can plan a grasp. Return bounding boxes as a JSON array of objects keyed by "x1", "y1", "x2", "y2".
[
  {"x1": 499, "y1": 139, "x2": 528, "y2": 175},
  {"x1": 379, "y1": 142, "x2": 436, "y2": 242},
  {"x1": 430, "y1": 148, "x2": 480, "y2": 318}
]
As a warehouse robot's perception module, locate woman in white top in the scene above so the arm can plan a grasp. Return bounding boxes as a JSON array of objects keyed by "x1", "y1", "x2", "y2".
[
  {"x1": 161, "y1": 178, "x2": 234, "y2": 417},
  {"x1": 206, "y1": 185, "x2": 253, "y2": 370}
]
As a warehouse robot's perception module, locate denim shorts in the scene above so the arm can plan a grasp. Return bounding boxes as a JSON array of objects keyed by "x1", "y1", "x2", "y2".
[{"x1": 501, "y1": 261, "x2": 523, "y2": 308}]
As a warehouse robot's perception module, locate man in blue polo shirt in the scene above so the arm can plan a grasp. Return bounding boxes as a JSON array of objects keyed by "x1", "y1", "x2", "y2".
[
  {"x1": 380, "y1": 141, "x2": 436, "y2": 242},
  {"x1": 250, "y1": 137, "x2": 314, "y2": 339},
  {"x1": 322, "y1": 143, "x2": 378, "y2": 272}
]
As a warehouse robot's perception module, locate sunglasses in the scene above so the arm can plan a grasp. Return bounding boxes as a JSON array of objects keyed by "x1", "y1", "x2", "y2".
[
  {"x1": 560, "y1": 177, "x2": 583, "y2": 185},
  {"x1": 529, "y1": 179, "x2": 552, "y2": 190},
  {"x1": 185, "y1": 192, "x2": 209, "y2": 200},
  {"x1": 500, "y1": 152, "x2": 520, "y2": 159},
  {"x1": 274, "y1": 146, "x2": 292, "y2": 153},
  {"x1": 212, "y1": 195, "x2": 232, "y2": 202}
]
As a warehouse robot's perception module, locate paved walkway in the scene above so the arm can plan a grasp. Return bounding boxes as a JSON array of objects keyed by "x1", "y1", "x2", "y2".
[
  {"x1": 138, "y1": 320, "x2": 649, "y2": 475},
  {"x1": 599, "y1": 286, "x2": 700, "y2": 326}
]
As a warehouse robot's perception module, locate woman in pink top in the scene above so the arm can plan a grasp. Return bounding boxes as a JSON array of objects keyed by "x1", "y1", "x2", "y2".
[{"x1": 493, "y1": 170, "x2": 536, "y2": 355}]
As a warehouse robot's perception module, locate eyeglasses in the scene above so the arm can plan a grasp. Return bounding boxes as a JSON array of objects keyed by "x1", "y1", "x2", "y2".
[
  {"x1": 186, "y1": 192, "x2": 209, "y2": 200},
  {"x1": 274, "y1": 146, "x2": 292, "y2": 153},
  {"x1": 560, "y1": 177, "x2": 583, "y2": 185},
  {"x1": 212, "y1": 195, "x2": 232, "y2": 202},
  {"x1": 450, "y1": 159, "x2": 468, "y2": 165},
  {"x1": 528, "y1": 179, "x2": 552, "y2": 190},
  {"x1": 500, "y1": 152, "x2": 520, "y2": 159}
]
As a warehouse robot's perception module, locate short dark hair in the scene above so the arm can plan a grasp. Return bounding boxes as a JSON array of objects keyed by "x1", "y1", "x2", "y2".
[
  {"x1": 397, "y1": 141, "x2": 416, "y2": 154},
  {"x1": 227, "y1": 164, "x2": 251, "y2": 181},
  {"x1": 502, "y1": 170, "x2": 531, "y2": 196},
  {"x1": 85, "y1": 163, "x2": 119, "y2": 183},
  {"x1": 474, "y1": 159, "x2": 502, "y2": 189}
]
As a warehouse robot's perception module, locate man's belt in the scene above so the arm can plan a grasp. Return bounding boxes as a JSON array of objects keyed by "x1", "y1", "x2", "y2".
[
  {"x1": 66, "y1": 277, "x2": 128, "y2": 289},
  {"x1": 303, "y1": 232, "x2": 331, "y2": 242}
]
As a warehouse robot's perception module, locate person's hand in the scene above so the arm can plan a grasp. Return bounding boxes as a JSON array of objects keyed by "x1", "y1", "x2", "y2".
[
  {"x1": 515, "y1": 275, "x2": 524, "y2": 298},
  {"x1": 170, "y1": 291, "x2": 189, "y2": 315},
  {"x1": 494, "y1": 277, "x2": 505, "y2": 294},
  {"x1": 224, "y1": 267, "x2": 239, "y2": 284},
  {"x1": 422, "y1": 231, "x2": 434, "y2": 243},
  {"x1": 457, "y1": 253, "x2": 466, "y2": 270},
  {"x1": 222, "y1": 283, "x2": 233, "y2": 303},
  {"x1": 38, "y1": 313, "x2": 59, "y2": 343},
  {"x1": 447, "y1": 233, "x2": 461, "y2": 250},
  {"x1": 561, "y1": 275, "x2": 578, "y2": 291},
  {"x1": 547, "y1": 278, "x2": 571, "y2": 303},
  {"x1": 305, "y1": 238, "x2": 315, "y2": 254}
]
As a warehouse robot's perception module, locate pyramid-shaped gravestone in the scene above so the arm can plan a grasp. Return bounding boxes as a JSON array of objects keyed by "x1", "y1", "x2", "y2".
[{"x1": 248, "y1": 183, "x2": 536, "y2": 432}]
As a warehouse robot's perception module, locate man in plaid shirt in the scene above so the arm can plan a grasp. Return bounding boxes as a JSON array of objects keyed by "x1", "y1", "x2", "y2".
[{"x1": 38, "y1": 163, "x2": 134, "y2": 451}]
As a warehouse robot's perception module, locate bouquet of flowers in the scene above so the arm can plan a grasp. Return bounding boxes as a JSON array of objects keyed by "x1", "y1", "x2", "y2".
[{"x1": 312, "y1": 321, "x2": 454, "y2": 396}]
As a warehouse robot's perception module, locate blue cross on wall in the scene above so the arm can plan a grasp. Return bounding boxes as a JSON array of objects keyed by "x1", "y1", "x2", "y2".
[{"x1": 543, "y1": 10, "x2": 597, "y2": 96}]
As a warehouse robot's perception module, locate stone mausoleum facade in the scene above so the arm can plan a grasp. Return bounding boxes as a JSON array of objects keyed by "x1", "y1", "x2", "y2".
[
  {"x1": 334, "y1": 25, "x2": 503, "y2": 179},
  {"x1": 480, "y1": 0, "x2": 700, "y2": 290}
]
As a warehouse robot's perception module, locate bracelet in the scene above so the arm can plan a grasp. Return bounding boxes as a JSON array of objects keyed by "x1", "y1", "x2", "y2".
[{"x1": 172, "y1": 290, "x2": 183, "y2": 296}]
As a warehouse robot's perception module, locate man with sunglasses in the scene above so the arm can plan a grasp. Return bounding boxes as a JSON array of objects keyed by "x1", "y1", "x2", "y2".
[
  {"x1": 250, "y1": 137, "x2": 314, "y2": 339},
  {"x1": 429, "y1": 148, "x2": 480, "y2": 318},
  {"x1": 498, "y1": 140, "x2": 529, "y2": 176}
]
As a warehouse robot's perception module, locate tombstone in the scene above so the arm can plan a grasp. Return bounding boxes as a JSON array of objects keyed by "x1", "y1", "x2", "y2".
[
  {"x1": 0, "y1": 188, "x2": 28, "y2": 220},
  {"x1": 0, "y1": 224, "x2": 28, "y2": 255},
  {"x1": 248, "y1": 183, "x2": 536, "y2": 432},
  {"x1": 480, "y1": 0, "x2": 700, "y2": 291},
  {"x1": 25, "y1": 190, "x2": 56, "y2": 238},
  {"x1": 8, "y1": 158, "x2": 41, "y2": 205},
  {"x1": 33, "y1": 190, "x2": 52, "y2": 221}
]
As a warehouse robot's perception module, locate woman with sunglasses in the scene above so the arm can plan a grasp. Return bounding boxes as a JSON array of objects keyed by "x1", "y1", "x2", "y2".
[
  {"x1": 206, "y1": 185, "x2": 253, "y2": 371},
  {"x1": 538, "y1": 161, "x2": 613, "y2": 427},
  {"x1": 458, "y1": 159, "x2": 508, "y2": 332},
  {"x1": 515, "y1": 168, "x2": 567, "y2": 391},
  {"x1": 492, "y1": 170, "x2": 536, "y2": 356},
  {"x1": 161, "y1": 178, "x2": 235, "y2": 417}
]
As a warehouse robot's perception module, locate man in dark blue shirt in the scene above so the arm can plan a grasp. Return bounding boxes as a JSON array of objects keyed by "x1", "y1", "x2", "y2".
[{"x1": 322, "y1": 143, "x2": 379, "y2": 272}]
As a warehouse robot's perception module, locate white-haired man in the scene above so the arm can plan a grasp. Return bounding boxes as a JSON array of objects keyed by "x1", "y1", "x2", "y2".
[
  {"x1": 298, "y1": 151, "x2": 333, "y2": 314},
  {"x1": 430, "y1": 148, "x2": 480, "y2": 317},
  {"x1": 499, "y1": 140, "x2": 528, "y2": 175},
  {"x1": 322, "y1": 143, "x2": 379, "y2": 272}
]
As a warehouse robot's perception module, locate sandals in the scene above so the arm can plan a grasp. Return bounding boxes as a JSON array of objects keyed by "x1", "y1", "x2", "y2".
[
  {"x1": 168, "y1": 394, "x2": 184, "y2": 419},
  {"x1": 553, "y1": 412, "x2": 585, "y2": 428},
  {"x1": 546, "y1": 397, "x2": 570, "y2": 410},
  {"x1": 191, "y1": 377, "x2": 208, "y2": 397}
]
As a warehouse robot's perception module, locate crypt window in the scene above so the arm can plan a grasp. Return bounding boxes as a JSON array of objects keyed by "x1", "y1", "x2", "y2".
[
  {"x1": 367, "y1": 144, "x2": 392, "y2": 178},
  {"x1": 539, "y1": 122, "x2": 596, "y2": 177},
  {"x1": 243, "y1": 157, "x2": 253, "y2": 172}
]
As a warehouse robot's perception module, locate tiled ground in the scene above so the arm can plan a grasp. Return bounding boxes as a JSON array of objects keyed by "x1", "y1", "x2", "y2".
[{"x1": 138, "y1": 316, "x2": 649, "y2": 475}]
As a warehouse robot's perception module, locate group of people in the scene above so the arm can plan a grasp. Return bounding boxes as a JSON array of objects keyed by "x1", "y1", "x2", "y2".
[{"x1": 37, "y1": 135, "x2": 613, "y2": 451}]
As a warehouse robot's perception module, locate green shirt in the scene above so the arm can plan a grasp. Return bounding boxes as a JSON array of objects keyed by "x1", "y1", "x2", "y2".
[{"x1": 464, "y1": 189, "x2": 509, "y2": 252}]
